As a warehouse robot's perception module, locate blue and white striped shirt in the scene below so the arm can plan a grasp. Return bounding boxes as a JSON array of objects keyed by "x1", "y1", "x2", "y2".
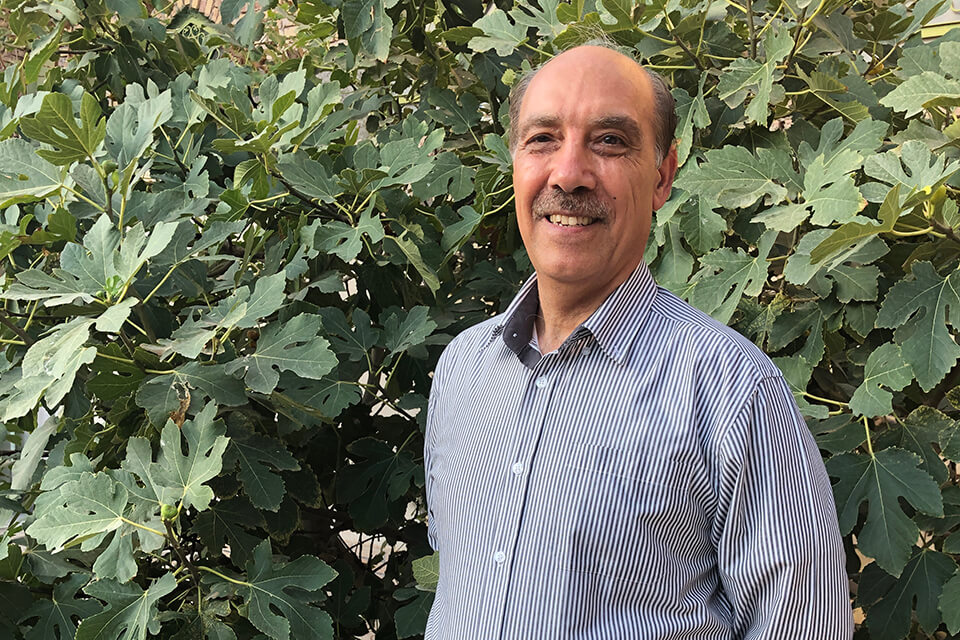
[{"x1": 424, "y1": 261, "x2": 852, "y2": 639}]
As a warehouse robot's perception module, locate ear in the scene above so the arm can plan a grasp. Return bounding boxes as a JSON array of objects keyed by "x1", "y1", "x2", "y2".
[{"x1": 652, "y1": 143, "x2": 678, "y2": 211}]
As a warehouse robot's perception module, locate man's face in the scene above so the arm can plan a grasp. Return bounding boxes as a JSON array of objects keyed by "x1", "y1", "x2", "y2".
[{"x1": 512, "y1": 47, "x2": 676, "y2": 295}]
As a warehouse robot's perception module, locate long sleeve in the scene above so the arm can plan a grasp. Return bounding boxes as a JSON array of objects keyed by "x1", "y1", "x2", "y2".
[
  {"x1": 423, "y1": 350, "x2": 445, "y2": 553},
  {"x1": 714, "y1": 375, "x2": 853, "y2": 639}
]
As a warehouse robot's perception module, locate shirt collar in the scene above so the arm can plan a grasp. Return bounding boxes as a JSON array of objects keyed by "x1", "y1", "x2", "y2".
[{"x1": 496, "y1": 261, "x2": 659, "y2": 366}]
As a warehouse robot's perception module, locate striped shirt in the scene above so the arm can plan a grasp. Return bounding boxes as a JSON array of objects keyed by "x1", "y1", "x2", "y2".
[{"x1": 423, "y1": 261, "x2": 852, "y2": 639}]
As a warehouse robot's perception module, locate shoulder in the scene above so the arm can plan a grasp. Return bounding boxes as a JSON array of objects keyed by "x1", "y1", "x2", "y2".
[
  {"x1": 646, "y1": 286, "x2": 782, "y2": 384},
  {"x1": 434, "y1": 314, "x2": 502, "y2": 378}
]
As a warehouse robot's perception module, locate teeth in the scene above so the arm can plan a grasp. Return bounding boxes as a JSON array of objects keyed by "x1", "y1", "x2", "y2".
[{"x1": 547, "y1": 215, "x2": 595, "y2": 227}]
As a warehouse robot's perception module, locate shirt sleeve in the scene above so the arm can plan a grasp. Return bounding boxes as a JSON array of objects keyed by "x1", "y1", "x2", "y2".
[
  {"x1": 714, "y1": 375, "x2": 853, "y2": 640},
  {"x1": 423, "y1": 350, "x2": 446, "y2": 553}
]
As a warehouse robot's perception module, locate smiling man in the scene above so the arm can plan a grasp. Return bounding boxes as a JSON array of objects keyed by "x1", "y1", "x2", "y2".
[{"x1": 424, "y1": 45, "x2": 852, "y2": 639}]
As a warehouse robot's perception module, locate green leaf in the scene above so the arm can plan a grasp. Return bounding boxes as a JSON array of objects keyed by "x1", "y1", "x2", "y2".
[
  {"x1": 26, "y1": 472, "x2": 161, "y2": 581},
  {"x1": 336, "y1": 438, "x2": 419, "y2": 531},
  {"x1": 306, "y1": 206, "x2": 385, "y2": 262},
  {"x1": 23, "y1": 24, "x2": 63, "y2": 85},
  {"x1": 76, "y1": 572, "x2": 177, "y2": 640},
  {"x1": 876, "y1": 261, "x2": 960, "y2": 391},
  {"x1": 797, "y1": 117, "x2": 887, "y2": 171},
  {"x1": 20, "y1": 573, "x2": 101, "y2": 640},
  {"x1": 678, "y1": 197, "x2": 725, "y2": 253},
  {"x1": 154, "y1": 403, "x2": 230, "y2": 511},
  {"x1": 849, "y1": 343, "x2": 913, "y2": 417},
  {"x1": 879, "y1": 71, "x2": 960, "y2": 117},
  {"x1": 845, "y1": 303, "x2": 878, "y2": 337},
  {"x1": 809, "y1": 415, "x2": 866, "y2": 454},
  {"x1": 394, "y1": 589, "x2": 434, "y2": 639},
  {"x1": 105, "y1": 0, "x2": 145, "y2": 20},
  {"x1": 861, "y1": 550, "x2": 956, "y2": 639},
  {"x1": 386, "y1": 235, "x2": 441, "y2": 294},
  {"x1": 512, "y1": 0, "x2": 563, "y2": 38},
  {"x1": 11, "y1": 415, "x2": 59, "y2": 491},
  {"x1": 598, "y1": 0, "x2": 634, "y2": 31},
  {"x1": 827, "y1": 447, "x2": 943, "y2": 576},
  {"x1": 341, "y1": 0, "x2": 399, "y2": 61},
  {"x1": 468, "y1": 8, "x2": 527, "y2": 55},
  {"x1": 380, "y1": 306, "x2": 437, "y2": 356},
  {"x1": 940, "y1": 569, "x2": 960, "y2": 634},
  {"x1": 136, "y1": 362, "x2": 244, "y2": 426},
  {"x1": 318, "y1": 307, "x2": 380, "y2": 362},
  {"x1": 169, "y1": 600, "x2": 236, "y2": 640},
  {"x1": 716, "y1": 25, "x2": 792, "y2": 124},
  {"x1": 898, "y1": 406, "x2": 954, "y2": 484},
  {"x1": 225, "y1": 313, "x2": 337, "y2": 394},
  {"x1": 810, "y1": 184, "x2": 901, "y2": 264},
  {"x1": 412, "y1": 553, "x2": 439, "y2": 592},
  {"x1": 105, "y1": 86, "x2": 173, "y2": 169},
  {"x1": 224, "y1": 422, "x2": 300, "y2": 512},
  {"x1": 673, "y1": 79, "x2": 710, "y2": 168},
  {"x1": 276, "y1": 152, "x2": 339, "y2": 203},
  {"x1": 153, "y1": 271, "x2": 287, "y2": 359},
  {"x1": 865, "y1": 141, "x2": 960, "y2": 195},
  {"x1": 2, "y1": 318, "x2": 97, "y2": 420},
  {"x1": 801, "y1": 70, "x2": 871, "y2": 123},
  {"x1": 411, "y1": 152, "x2": 475, "y2": 202},
  {"x1": 685, "y1": 231, "x2": 775, "y2": 323},
  {"x1": 275, "y1": 371, "x2": 362, "y2": 422},
  {"x1": 20, "y1": 93, "x2": 106, "y2": 166},
  {"x1": 651, "y1": 217, "x2": 693, "y2": 292},
  {"x1": 0, "y1": 139, "x2": 64, "y2": 208},
  {"x1": 6, "y1": 214, "x2": 177, "y2": 306},
  {"x1": 192, "y1": 496, "x2": 262, "y2": 568},
  {"x1": 219, "y1": 539, "x2": 337, "y2": 640},
  {"x1": 675, "y1": 146, "x2": 799, "y2": 209},
  {"x1": 769, "y1": 299, "x2": 842, "y2": 366}
]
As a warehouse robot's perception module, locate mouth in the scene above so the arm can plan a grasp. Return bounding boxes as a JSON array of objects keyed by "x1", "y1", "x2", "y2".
[{"x1": 545, "y1": 214, "x2": 599, "y2": 227}]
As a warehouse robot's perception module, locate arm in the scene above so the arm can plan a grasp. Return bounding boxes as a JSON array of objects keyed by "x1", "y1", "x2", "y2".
[
  {"x1": 714, "y1": 375, "x2": 853, "y2": 639},
  {"x1": 423, "y1": 351, "x2": 445, "y2": 553}
]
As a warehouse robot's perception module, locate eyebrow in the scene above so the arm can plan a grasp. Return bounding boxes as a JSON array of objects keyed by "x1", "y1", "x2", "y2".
[{"x1": 517, "y1": 114, "x2": 644, "y2": 145}]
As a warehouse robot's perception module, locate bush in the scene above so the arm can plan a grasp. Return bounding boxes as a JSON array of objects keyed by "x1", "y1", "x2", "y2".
[{"x1": 1, "y1": 0, "x2": 960, "y2": 638}]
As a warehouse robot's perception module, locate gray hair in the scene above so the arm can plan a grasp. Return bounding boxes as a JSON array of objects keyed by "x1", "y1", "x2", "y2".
[{"x1": 507, "y1": 39, "x2": 677, "y2": 166}]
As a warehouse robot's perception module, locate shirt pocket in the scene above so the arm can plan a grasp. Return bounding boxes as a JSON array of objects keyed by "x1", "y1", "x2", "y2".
[{"x1": 559, "y1": 443, "x2": 685, "y2": 583}]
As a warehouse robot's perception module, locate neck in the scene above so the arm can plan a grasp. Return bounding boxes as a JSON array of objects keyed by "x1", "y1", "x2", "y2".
[{"x1": 533, "y1": 271, "x2": 630, "y2": 354}]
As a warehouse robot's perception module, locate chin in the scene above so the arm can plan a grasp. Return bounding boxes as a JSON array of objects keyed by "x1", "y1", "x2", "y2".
[{"x1": 535, "y1": 260, "x2": 599, "y2": 285}]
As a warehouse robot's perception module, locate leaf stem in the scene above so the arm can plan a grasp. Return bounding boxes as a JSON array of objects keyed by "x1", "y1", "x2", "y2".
[
  {"x1": 663, "y1": 9, "x2": 705, "y2": 71},
  {"x1": 0, "y1": 310, "x2": 33, "y2": 345},
  {"x1": 142, "y1": 263, "x2": 182, "y2": 304},
  {"x1": 745, "y1": 0, "x2": 757, "y2": 58},
  {"x1": 861, "y1": 415, "x2": 875, "y2": 457},
  {"x1": 165, "y1": 518, "x2": 203, "y2": 587},
  {"x1": 197, "y1": 564, "x2": 252, "y2": 587},
  {"x1": 802, "y1": 391, "x2": 848, "y2": 408},
  {"x1": 120, "y1": 516, "x2": 166, "y2": 538}
]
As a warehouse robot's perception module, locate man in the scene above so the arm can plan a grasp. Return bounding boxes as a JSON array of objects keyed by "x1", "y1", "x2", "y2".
[{"x1": 423, "y1": 45, "x2": 852, "y2": 639}]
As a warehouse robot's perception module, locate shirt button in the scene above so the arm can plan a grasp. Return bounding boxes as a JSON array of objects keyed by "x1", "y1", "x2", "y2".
[
  {"x1": 535, "y1": 376, "x2": 548, "y2": 389},
  {"x1": 582, "y1": 345, "x2": 593, "y2": 356},
  {"x1": 493, "y1": 551, "x2": 506, "y2": 563},
  {"x1": 511, "y1": 462, "x2": 524, "y2": 475}
]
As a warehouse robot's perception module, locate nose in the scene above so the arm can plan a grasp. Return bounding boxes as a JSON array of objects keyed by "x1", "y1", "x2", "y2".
[{"x1": 547, "y1": 139, "x2": 597, "y2": 193}]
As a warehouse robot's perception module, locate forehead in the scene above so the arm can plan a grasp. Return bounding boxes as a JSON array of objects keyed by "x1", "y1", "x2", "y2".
[{"x1": 517, "y1": 49, "x2": 652, "y2": 131}]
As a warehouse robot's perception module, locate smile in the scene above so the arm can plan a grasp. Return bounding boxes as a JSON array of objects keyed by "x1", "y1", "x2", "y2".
[{"x1": 546, "y1": 214, "x2": 598, "y2": 227}]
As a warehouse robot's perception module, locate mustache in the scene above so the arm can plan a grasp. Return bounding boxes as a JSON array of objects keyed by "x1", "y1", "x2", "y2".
[{"x1": 532, "y1": 189, "x2": 610, "y2": 221}]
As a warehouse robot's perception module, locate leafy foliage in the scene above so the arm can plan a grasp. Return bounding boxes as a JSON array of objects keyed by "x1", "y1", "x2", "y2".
[{"x1": 1, "y1": 0, "x2": 960, "y2": 637}]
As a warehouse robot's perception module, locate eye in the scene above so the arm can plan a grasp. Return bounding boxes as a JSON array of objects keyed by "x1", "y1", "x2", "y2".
[
  {"x1": 600, "y1": 134, "x2": 625, "y2": 146},
  {"x1": 528, "y1": 133, "x2": 553, "y2": 144}
]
